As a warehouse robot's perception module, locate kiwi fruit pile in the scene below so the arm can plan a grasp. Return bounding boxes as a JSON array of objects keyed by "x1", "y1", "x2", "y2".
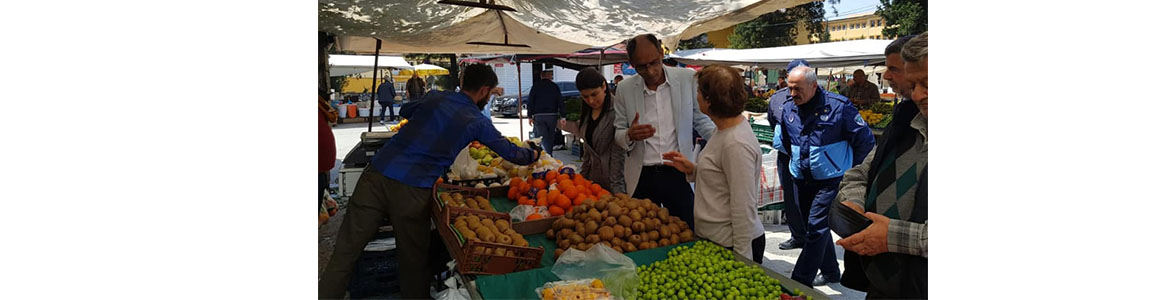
[
  {"x1": 545, "y1": 193, "x2": 695, "y2": 258},
  {"x1": 452, "y1": 214, "x2": 530, "y2": 257},
  {"x1": 440, "y1": 192, "x2": 495, "y2": 212}
]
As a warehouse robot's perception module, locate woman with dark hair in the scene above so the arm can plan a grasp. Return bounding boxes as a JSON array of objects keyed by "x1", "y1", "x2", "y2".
[
  {"x1": 661, "y1": 64, "x2": 765, "y2": 263},
  {"x1": 558, "y1": 67, "x2": 626, "y2": 194}
]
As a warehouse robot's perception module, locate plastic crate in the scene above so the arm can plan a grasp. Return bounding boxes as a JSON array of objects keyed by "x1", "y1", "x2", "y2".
[
  {"x1": 431, "y1": 184, "x2": 545, "y2": 275},
  {"x1": 347, "y1": 249, "x2": 401, "y2": 299},
  {"x1": 433, "y1": 183, "x2": 497, "y2": 213},
  {"x1": 751, "y1": 123, "x2": 774, "y2": 144}
]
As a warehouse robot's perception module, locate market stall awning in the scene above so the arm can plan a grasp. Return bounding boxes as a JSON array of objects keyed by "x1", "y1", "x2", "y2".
[
  {"x1": 329, "y1": 54, "x2": 412, "y2": 76},
  {"x1": 459, "y1": 44, "x2": 629, "y2": 70},
  {"x1": 320, "y1": 0, "x2": 815, "y2": 54},
  {"x1": 668, "y1": 39, "x2": 893, "y2": 69}
]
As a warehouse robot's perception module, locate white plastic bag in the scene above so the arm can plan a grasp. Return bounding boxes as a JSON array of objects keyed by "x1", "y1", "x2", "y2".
[
  {"x1": 550, "y1": 244, "x2": 639, "y2": 300},
  {"x1": 450, "y1": 146, "x2": 479, "y2": 180},
  {"x1": 509, "y1": 205, "x2": 549, "y2": 222},
  {"x1": 435, "y1": 275, "x2": 471, "y2": 300},
  {"x1": 758, "y1": 145, "x2": 782, "y2": 207}
]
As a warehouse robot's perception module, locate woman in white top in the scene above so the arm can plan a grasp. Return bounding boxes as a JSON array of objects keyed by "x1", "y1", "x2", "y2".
[{"x1": 662, "y1": 64, "x2": 766, "y2": 263}]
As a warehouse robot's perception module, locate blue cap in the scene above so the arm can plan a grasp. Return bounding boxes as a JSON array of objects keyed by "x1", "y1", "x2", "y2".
[{"x1": 787, "y1": 59, "x2": 809, "y2": 72}]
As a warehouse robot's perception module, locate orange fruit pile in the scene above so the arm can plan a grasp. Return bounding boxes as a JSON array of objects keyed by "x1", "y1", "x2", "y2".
[{"x1": 507, "y1": 168, "x2": 612, "y2": 220}]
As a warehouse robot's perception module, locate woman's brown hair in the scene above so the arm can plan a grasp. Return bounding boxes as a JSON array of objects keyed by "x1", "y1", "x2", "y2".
[{"x1": 695, "y1": 64, "x2": 748, "y2": 118}]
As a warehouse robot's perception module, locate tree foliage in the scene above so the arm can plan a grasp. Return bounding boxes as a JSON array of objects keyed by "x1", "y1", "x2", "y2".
[
  {"x1": 876, "y1": 0, "x2": 928, "y2": 38},
  {"x1": 728, "y1": 1, "x2": 832, "y2": 49},
  {"x1": 677, "y1": 33, "x2": 714, "y2": 50}
]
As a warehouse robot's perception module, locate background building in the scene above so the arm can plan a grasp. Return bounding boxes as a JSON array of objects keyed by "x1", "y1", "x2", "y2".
[{"x1": 825, "y1": 11, "x2": 888, "y2": 42}]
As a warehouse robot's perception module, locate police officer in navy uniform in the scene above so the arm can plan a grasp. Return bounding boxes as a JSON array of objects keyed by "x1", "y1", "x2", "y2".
[
  {"x1": 774, "y1": 65, "x2": 876, "y2": 286},
  {"x1": 768, "y1": 59, "x2": 812, "y2": 251}
]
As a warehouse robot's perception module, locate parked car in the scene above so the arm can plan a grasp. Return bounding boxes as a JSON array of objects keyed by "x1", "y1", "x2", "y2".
[{"x1": 495, "y1": 81, "x2": 580, "y2": 118}]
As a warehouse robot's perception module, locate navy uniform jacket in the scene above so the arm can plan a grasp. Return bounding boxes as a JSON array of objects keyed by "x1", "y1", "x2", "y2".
[{"x1": 773, "y1": 87, "x2": 875, "y2": 180}]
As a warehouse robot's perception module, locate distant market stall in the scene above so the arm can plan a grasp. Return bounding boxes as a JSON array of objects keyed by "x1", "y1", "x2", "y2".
[{"x1": 320, "y1": 0, "x2": 830, "y2": 299}]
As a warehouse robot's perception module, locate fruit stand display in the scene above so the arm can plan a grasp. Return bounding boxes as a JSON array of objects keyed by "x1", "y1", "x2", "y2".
[
  {"x1": 860, "y1": 101, "x2": 895, "y2": 130},
  {"x1": 427, "y1": 140, "x2": 825, "y2": 300},
  {"x1": 428, "y1": 173, "x2": 826, "y2": 300},
  {"x1": 544, "y1": 193, "x2": 695, "y2": 259},
  {"x1": 637, "y1": 241, "x2": 813, "y2": 300},
  {"x1": 470, "y1": 241, "x2": 829, "y2": 300}
]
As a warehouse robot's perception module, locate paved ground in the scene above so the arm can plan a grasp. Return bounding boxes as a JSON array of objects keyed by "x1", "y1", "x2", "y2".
[{"x1": 321, "y1": 115, "x2": 867, "y2": 299}]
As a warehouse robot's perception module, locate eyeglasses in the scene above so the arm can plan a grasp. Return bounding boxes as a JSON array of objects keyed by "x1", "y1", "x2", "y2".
[{"x1": 631, "y1": 59, "x2": 662, "y2": 73}]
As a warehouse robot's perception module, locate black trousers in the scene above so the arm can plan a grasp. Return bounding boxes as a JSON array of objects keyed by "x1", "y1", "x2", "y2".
[
  {"x1": 319, "y1": 169, "x2": 436, "y2": 299},
  {"x1": 378, "y1": 102, "x2": 395, "y2": 121},
  {"x1": 632, "y1": 165, "x2": 695, "y2": 229},
  {"x1": 319, "y1": 172, "x2": 329, "y2": 207},
  {"x1": 725, "y1": 234, "x2": 767, "y2": 264}
]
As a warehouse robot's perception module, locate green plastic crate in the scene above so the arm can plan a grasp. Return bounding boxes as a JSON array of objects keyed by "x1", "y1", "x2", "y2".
[{"x1": 751, "y1": 123, "x2": 774, "y2": 144}]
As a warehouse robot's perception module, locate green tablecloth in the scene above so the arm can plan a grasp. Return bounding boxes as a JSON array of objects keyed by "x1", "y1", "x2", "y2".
[{"x1": 475, "y1": 242, "x2": 696, "y2": 300}]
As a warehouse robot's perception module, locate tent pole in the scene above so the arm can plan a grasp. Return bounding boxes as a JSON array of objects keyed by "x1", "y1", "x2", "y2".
[
  {"x1": 368, "y1": 38, "x2": 382, "y2": 132},
  {"x1": 517, "y1": 58, "x2": 524, "y2": 138}
]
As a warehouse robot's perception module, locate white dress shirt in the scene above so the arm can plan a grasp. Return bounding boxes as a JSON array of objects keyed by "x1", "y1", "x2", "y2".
[{"x1": 641, "y1": 70, "x2": 680, "y2": 166}]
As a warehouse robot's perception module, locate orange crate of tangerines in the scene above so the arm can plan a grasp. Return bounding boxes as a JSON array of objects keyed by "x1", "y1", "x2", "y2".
[{"x1": 506, "y1": 168, "x2": 613, "y2": 233}]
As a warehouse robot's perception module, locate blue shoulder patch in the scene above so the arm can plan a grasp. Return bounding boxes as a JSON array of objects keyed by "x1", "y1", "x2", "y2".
[{"x1": 855, "y1": 113, "x2": 866, "y2": 126}]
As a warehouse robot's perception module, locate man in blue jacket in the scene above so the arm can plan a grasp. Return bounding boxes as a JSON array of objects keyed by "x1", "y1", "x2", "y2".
[
  {"x1": 768, "y1": 59, "x2": 810, "y2": 251},
  {"x1": 774, "y1": 65, "x2": 875, "y2": 287},
  {"x1": 377, "y1": 76, "x2": 397, "y2": 124},
  {"x1": 528, "y1": 69, "x2": 564, "y2": 152},
  {"x1": 319, "y1": 64, "x2": 541, "y2": 299}
]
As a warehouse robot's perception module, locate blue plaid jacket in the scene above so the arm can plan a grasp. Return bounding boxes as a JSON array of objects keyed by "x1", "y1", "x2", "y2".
[{"x1": 371, "y1": 91, "x2": 537, "y2": 188}]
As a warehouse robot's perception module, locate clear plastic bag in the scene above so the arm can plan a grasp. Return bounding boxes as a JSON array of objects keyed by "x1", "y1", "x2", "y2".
[
  {"x1": 534, "y1": 279, "x2": 612, "y2": 300},
  {"x1": 550, "y1": 244, "x2": 639, "y2": 300}
]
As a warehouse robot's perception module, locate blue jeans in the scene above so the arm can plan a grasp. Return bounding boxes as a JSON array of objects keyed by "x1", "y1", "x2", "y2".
[
  {"x1": 533, "y1": 114, "x2": 559, "y2": 152},
  {"x1": 791, "y1": 177, "x2": 843, "y2": 286}
]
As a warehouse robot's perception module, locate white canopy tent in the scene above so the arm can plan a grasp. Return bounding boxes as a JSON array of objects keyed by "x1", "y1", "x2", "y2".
[
  {"x1": 328, "y1": 54, "x2": 412, "y2": 77},
  {"x1": 668, "y1": 39, "x2": 893, "y2": 69},
  {"x1": 320, "y1": 0, "x2": 814, "y2": 54}
]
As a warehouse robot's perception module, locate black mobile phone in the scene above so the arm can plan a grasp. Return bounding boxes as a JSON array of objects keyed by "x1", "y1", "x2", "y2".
[{"x1": 830, "y1": 201, "x2": 873, "y2": 238}]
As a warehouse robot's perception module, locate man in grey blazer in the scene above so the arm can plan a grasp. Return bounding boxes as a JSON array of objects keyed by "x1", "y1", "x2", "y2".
[{"x1": 613, "y1": 34, "x2": 716, "y2": 228}]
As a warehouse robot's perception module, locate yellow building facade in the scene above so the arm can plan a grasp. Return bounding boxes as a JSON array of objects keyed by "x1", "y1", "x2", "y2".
[
  {"x1": 825, "y1": 11, "x2": 888, "y2": 42},
  {"x1": 702, "y1": 17, "x2": 818, "y2": 48}
]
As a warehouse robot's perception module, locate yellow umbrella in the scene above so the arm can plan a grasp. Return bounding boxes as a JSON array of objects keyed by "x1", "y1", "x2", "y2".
[{"x1": 399, "y1": 64, "x2": 449, "y2": 76}]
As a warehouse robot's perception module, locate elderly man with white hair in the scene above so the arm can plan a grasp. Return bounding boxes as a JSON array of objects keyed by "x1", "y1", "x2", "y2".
[{"x1": 773, "y1": 65, "x2": 876, "y2": 287}]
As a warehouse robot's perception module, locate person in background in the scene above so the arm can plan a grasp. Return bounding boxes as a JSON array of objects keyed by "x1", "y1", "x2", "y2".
[
  {"x1": 406, "y1": 73, "x2": 426, "y2": 102},
  {"x1": 557, "y1": 67, "x2": 626, "y2": 193},
  {"x1": 846, "y1": 69, "x2": 881, "y2": 108},
  {"x1": 528, "y1": 69, "x2": 564, "y2": 153},
  {"x1": 377, "y1": 76, "x2": 397, "y2": 124},
  {"x1": 775, "y1": 65, "x2": 875, "y2": 287},
  {"x1": 840, "y1": 79, "x2": 853, "y2": 99},
  {"x1": 661, "y1": 64, "x2": 765, "y2": 263},
  {"x1": 835, "y1": 32, "x2": 928, "y2": 299},
  {"x1": 767, "y1": 59, "x2": 811, "y2": 251},
  {"x1": 613, "y1": 33, "x2": 716, "y2": 229},
  {"x1": 610, "y1": 75, "x2": 624, "y2": 96},
  {"x1": 319, "y1": 64, "x2": 542, "y2": 299},
  {"x1": 483, "y1": 87, "x2": 502, "y2": 118},
  {"x1": 319, "y1": 89, "x2": 337, "y2": 208}
]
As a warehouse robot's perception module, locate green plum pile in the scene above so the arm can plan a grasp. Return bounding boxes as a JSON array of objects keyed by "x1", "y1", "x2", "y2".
[{"x1": 636, "y1": 241, "x2": 810, "y2": 300}]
